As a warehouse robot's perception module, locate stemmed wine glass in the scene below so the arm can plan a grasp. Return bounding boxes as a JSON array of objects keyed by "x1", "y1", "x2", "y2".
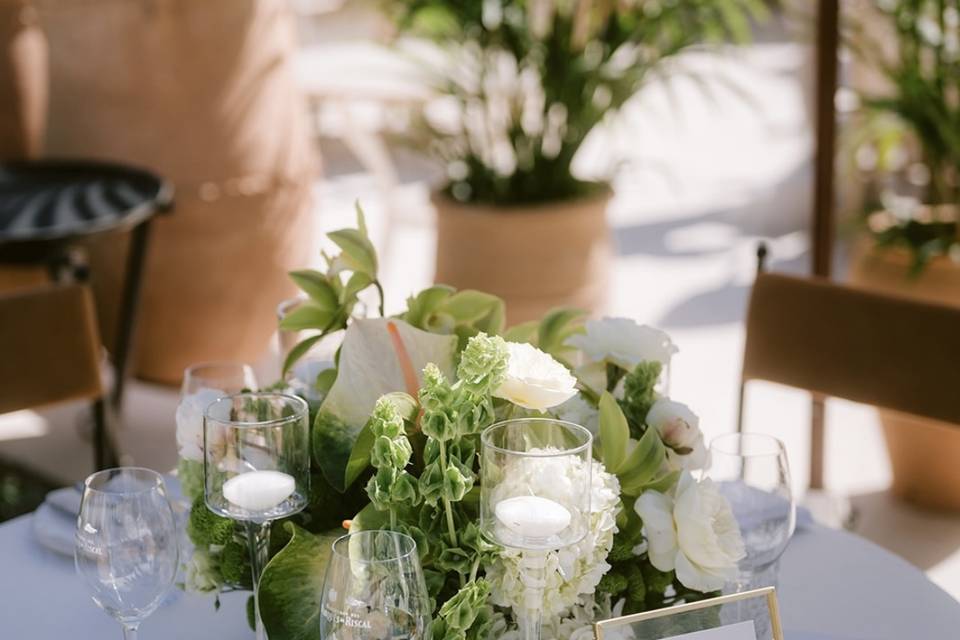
[
  {"x1": 176, "y1": 362, "x2": 257, "y2": 470},
  {"x1": 701, "y1": 433, "x2": 796, "y2": 591},
  {"x1": 203, "y1": 392, "x2": 310, "y2": 640},
  {"x1": 479, "y1": 418, "x2": 593, "y2": 640},
  {"x1": 319, "y1": 530, "x2": 432, "y2": 639},
  {"x1": 75, "y1": 467, "x2": 179, "y2": 640}
]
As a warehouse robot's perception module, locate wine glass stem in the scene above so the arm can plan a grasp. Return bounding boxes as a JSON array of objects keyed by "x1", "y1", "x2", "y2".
[
  {"x1": 122, "y1": 623, "x2": 139, "y2": 640},
  {"x1": 246, "y1": 520, "x2": 272, "y2": 640},
  {"x1": 518, "y1": 551, "x2": 547, "y2": 640}
]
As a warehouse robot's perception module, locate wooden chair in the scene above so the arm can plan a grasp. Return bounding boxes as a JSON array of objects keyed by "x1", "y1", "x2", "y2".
[
  {"x1": 0, "y1": 283, "x2": 117, "y2": 470},
  {"x1": 737, "y1": 253, "x2": 960, "y2": 495}
]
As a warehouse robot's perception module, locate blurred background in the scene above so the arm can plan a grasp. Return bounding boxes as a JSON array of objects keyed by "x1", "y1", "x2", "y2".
[{"x1": 2, "y1": 0, "x2": 959, "y2": 600}]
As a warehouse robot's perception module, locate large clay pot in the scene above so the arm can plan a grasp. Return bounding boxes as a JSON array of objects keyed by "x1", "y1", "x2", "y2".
[
  {"x1": 433, "y1": 190, "x2": 612, "y2": 325},
  {"x1": 849, "y1": 237, "x2": 960, "y2": 511},
  {"x1": 42, "y1": 0, "x2": 318, "y2": 384},
  {"x1": 0, "y1": 0, "x2": 46, "y2": 159}
]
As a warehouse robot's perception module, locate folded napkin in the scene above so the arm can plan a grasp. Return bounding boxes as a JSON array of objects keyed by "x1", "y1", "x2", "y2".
[{"x1": 32, "y1": 493, "x2": 78, "y2": 557}]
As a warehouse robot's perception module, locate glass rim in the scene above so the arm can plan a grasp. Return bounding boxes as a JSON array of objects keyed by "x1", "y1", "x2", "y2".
[
  {"x1": 83, "y1": 466, "x2": 165, "y2": 496},
  {"x1": 331, "y1": 529, "x2": 418, "y2": 563},
  {"x1": 203, "y1": 392, "x2": 308, "y2": 428},
  {"x1": 710, "y1": 432, "x2": 786, "y2": 458},
  {"x1": 480, "y1": 417, "x2": 593, "y2": 457}
]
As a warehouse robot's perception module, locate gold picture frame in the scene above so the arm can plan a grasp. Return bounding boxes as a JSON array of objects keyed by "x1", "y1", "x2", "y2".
[{"x1": 594, "y1": 587, "x2": 784, "y2": 640}]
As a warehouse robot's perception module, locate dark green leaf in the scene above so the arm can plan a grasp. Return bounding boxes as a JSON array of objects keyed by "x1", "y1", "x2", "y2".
[
  {"x1": 282, "y1": 335, "x2": 324, "y2": 376},
  {"x1": 289, "y1": 270, "x2": 338, "y2": 310}
]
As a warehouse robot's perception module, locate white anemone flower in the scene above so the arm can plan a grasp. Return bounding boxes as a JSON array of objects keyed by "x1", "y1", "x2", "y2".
[{"x1": 494, "y1": 342, "x2": 578, "y2": 411}]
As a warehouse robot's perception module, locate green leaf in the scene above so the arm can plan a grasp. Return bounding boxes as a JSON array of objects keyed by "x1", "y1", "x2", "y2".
[
  {"x1": 343, "y1": 422, "x2": 376, "y2": 490},
  {"x1": 282, "y1": 334, "x2": 324, "y2": 376},
  {"x1": 598, "y1": 392, "x2": 629, "y2": 473},
  {"x1": 619, "y1": 427, "x2": 668, "y2": 496},
  {"x1": 405, "y1": 285, "x2": 456, "y2": 329},
  {"x1": 349, "y1": 500, "x2": 390, "y2": 532},
  {"x1": 314, "y1": 367, "x2": 337, "y2": 396},
  {"x1": 355, "y1": 201, "x2": 369, "y2": 236},
  {"x1": 279, "y1": 303, "x2": 336, "y2": 332},
  {"x1": 259, "y1": 523, "x2": 341, "y2": 640},
  {"x1": 289, "y1": 270, "x2": 338, "y2": 310},
  {"x1": 644, "y1": 469, "x2": 681, "y2": 494},
  {"x1": 537, "y1": 308, "x2": 586, "y2": 359},
  {"x1": 443, "y1": 290, "x2": 502, "y2": 324},
  {"x1": 328, "y1": 228, "x2": 378, "y2": 278},
  {"x1": 342, "y1": 271, "x2": 374, "y2": 303},
  {"x1": 313, "y1": 318, "x2": 457, "y2": 491},
  {"x1": 503, "y1": 320, "x2": 538, "y2": 344}
]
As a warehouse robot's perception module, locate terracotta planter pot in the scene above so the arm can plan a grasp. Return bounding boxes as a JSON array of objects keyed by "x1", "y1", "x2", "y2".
[
  {"x1": 0, "y1": 0, "x2": 46, "y2": 160},
  {"x1": 43, "y1": 0, "x2": 317, "y2": 384},
  {"x1": 433, "y1": 190, "x2": 612, "y2": 325},
  {"x1": 848, "y1": 237, "x2": 960, "y2": 511}
]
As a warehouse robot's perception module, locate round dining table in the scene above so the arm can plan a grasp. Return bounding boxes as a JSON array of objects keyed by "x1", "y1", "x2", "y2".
[{"x1": 0, "y1": 509, "x2": 957, "y2": 639}]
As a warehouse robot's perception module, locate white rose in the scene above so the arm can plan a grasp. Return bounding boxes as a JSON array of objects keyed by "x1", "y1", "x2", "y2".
[
  {"x1": 635, "y1": 473, "x2": 745, "y2": 593},
  {"x1": 646, "y1": 398, "x2": 708, "y2": 471},
  {"x1": 494, "y1": 342, "x2": 577, "y2": 411},
  {"x1": 566, "y1": 317, "x2": 678, "y2": 370},
  {"x1": 175, "y1": 387, "x2": 227, "y2": 462}
]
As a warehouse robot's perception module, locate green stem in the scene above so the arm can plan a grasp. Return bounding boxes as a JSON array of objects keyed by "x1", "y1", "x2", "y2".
[
  {"x1": 389, "y1": 508, "x2": 397, "y2": 530},
  {"x1": 437, "y1": 440, "x2": 459, "y2": 550},
  {"x1": 469, "y1": 556, "x2": 481, "y2": 583},
  {"x1": 374, "y1": 280, "x2": 386, "y2": 317}
]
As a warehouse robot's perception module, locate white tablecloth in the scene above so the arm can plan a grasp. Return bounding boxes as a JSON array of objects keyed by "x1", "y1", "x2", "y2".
[{"x1": 0, "y1": 513, "x2": 957, "y2": 639}]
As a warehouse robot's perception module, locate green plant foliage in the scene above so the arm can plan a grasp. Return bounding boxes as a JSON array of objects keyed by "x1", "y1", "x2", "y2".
[
  {"x1": 258, "y1": 524, "x2": 342, "y2": 640},
  {"x1": 847, "y1": 1, "x2": 960, "y2": 271},
  {"x1": 619, "y1": 361, "x2": 663, "y2": 435},
  {"x1": 282, "y1": 204, "x2": 384, "y2": 376},
  {"x1": 382, "y1": 0, "x2": 766, "y2": 205}
]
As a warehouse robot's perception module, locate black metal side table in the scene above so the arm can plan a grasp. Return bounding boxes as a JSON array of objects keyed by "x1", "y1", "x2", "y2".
[{"x1": 0, "y1": 160, "x2": 173, "y2": 469}]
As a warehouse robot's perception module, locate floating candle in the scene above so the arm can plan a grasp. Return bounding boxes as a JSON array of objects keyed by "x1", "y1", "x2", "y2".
[
  {"x1": 495, "y1": 495, "x2": 571, "y2": 538},
  {"x1": 223, "y1": 470, "x2": 295, "y2": 512}
]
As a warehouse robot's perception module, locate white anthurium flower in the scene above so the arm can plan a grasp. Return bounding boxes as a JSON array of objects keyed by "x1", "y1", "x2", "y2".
[
  {"x1": 635, "y1": 473, "x2": 745, "y2": 593},
  {"x1": 567, "y1": 317, "x2": 678, "y2": 370},
  {"x1": 646, "y1": 398, "x2": 708, "y2": 471},
  {"x1": 176, "y1": 387, "x2": 226, "y2": 462},
  {"x1": 494, "y1": 342, "x2": 578, "y2": 411}
]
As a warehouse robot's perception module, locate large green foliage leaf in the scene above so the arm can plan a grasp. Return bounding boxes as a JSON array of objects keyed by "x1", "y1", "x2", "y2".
[
  {"x1": 259, "y1": 523, "x2": 342, "y2": 640},
  {"x1": 598, "y1": 391, "x2": 629, "y2": 473},
  {"x1": 618, "y1": 426, "x2": 669, "y2": 496},
  {"x1": 312, "y1": 318, "x2": 457, "y2": 491}
]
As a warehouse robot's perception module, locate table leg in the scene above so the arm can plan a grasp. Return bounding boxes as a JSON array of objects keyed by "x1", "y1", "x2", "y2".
[{"x1": 111, "y1": 220, "x2": 153, "y2": 410}]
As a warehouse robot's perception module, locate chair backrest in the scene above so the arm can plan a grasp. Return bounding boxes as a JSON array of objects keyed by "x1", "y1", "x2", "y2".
[
  {"x1": 0, "y1": 283, "x2": 104, "y2": 414},
  {"x1": 743, "y1": 272, "x2": 960, "y2": 426}
]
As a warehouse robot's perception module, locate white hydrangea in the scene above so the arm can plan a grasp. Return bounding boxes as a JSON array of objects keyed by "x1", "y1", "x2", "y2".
[
  {"x1": 488, "y1": 594, "x2": 631, "y2": 640},
  {"x1": 485, "y1": 455, "x2": 621, "y2": 622}
]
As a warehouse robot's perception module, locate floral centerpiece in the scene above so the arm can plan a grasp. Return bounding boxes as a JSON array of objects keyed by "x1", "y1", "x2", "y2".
[{"x1": 177, "y1": 208, "x2": 745, "y2": 639}]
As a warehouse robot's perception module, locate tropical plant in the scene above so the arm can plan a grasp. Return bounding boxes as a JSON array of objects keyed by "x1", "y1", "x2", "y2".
[
  {"x1": 381, "y1": 0, "x2": 767, "y2": 205},
  {"x1": 845, "y1": 0, "x2": 960, "y2": 273}
]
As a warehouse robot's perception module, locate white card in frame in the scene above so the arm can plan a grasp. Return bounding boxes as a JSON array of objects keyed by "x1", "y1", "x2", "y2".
[{"x1": 593, "y1": 587, "x2": 784, "y2": 640}]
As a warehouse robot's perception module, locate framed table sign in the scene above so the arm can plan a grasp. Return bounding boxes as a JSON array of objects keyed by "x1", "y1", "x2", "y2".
[{"x1": 594, "y1": 587, "x2": 784, "y2": 640}]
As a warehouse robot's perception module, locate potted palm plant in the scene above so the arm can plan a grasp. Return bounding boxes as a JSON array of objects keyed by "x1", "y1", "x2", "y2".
[
  {"x1": 381, "y1": 0, "x2": 766, "y2": 323},
  {"x1": 846, "y1": 0, "x2": 960, "y2": 510}
]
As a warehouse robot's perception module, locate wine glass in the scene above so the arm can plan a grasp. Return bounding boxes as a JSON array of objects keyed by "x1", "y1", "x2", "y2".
[
  {"x1": 204, "y1": 393, "x2": 310, "y2": 640},
  {"x1": 75, "y1": 467, "x2": 179, "y2": 640},
  {"x1": 479, "y1": 418, "x2": 593, "y2": 640},
  {"x1": 702, "y1": 433, "x2": 796, "y2": 591},
  {"x1": 320, "y1": 530, "x2": 431, "y2": 640},
  {"x1": 175, "y1": 363, "x2": 258, "y2": 522}
]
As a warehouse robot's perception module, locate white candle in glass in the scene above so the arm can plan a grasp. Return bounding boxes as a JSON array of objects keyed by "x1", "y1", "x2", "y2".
[
  {"x1": 223, "y1": 470, "x2": 295, "y2": 512},
  {"x1": 495, "y1": 495, "x2": 571, "y2": 538}
]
